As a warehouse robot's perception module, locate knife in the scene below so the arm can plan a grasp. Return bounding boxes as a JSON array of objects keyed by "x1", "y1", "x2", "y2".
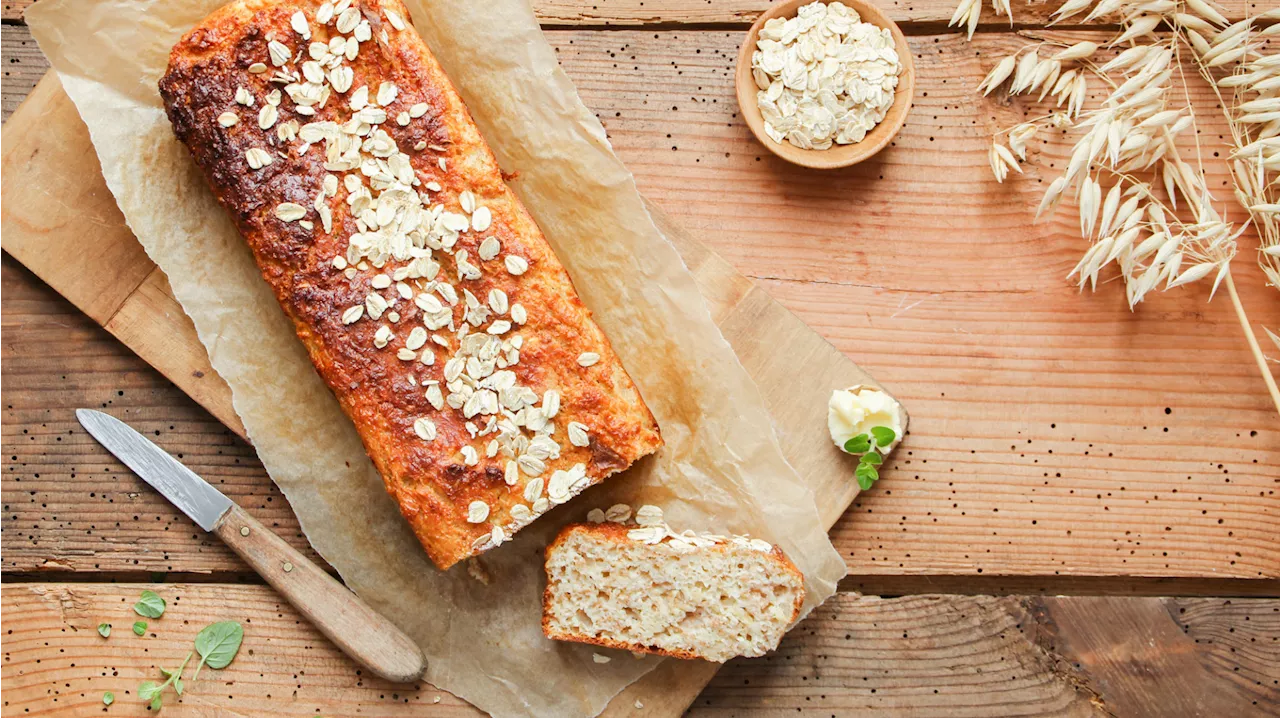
[{"x1": 76, "y1": 409, "x2": 426, "y2": 684}]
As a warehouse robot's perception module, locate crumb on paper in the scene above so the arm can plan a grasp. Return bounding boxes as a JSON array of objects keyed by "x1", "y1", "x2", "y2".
[{"x1": 466, "y1": 557, "x2": 492, "y2": 585}]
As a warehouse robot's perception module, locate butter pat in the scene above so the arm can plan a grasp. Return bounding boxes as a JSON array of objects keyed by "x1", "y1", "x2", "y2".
[{"x1": 828, "y1": 385, "x2": 904, "y2": 454}]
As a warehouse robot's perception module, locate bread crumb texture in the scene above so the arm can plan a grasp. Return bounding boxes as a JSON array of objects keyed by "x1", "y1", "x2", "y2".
[{"x1": 543, "y1": 520, "x2": 805, "y2": 662}]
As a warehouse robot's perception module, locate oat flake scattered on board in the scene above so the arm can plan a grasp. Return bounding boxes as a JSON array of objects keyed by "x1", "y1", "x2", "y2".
[{"x1": 752, "y1": 0, "x2": 901, "y2": 149}]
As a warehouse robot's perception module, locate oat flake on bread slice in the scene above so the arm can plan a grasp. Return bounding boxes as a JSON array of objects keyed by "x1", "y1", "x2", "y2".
[{"x1": 542, "y1": 518, "x2": 805, "y2": 662}]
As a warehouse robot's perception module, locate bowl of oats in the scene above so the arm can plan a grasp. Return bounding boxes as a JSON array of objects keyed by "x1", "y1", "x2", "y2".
[{"x1": 736, "y1": 0, "x2": 914, "y2": 169}]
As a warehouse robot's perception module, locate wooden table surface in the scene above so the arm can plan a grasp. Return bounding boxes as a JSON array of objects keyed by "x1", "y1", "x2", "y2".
[{"x1": 2, "y1": 1, "x2": 1277, "y2": 716}]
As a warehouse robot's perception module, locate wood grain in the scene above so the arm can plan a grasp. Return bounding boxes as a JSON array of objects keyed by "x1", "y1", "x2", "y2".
[
  {"x1": 5, "y1": 28, "x2": 1277, "y2": 581},
  {"x1": 1, "y1": 257, "x2": 316, "y2": 574},
  {"x1": 2, "y1": 584, "x2": 1276, "y2": 717},
  {"x1": 565, "y1": 27, "x2": 1280, "y2": 579},
  {"x1": 4, "y1": 4, "x2": 1279, "y2": 716},
  {"x1": 0, "y1": 0, "x2": 1266, "y2": 26}
]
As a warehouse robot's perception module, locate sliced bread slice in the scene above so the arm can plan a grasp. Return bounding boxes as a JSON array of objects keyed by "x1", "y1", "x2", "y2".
[{"x1": 542, "y1": 513, "x2": 805, "y2": 662}]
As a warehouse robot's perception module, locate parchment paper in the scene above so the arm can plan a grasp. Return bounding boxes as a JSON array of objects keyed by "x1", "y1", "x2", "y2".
[{"x1": 26, "y1": 1, "x2": 847, "y2": 715}]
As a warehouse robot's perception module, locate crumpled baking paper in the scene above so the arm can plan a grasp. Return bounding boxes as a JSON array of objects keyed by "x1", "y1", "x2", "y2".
[{"x1": 26, "y1": 0, "x2": 847, "y2": 715}]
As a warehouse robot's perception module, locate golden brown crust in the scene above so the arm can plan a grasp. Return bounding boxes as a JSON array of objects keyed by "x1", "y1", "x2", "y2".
[
  {"x1": 541, "y1": 522, "x2": 806, "y2": 661},
  {"x1": 159, "y1": 0, "x2": 661, "y2": 569}
]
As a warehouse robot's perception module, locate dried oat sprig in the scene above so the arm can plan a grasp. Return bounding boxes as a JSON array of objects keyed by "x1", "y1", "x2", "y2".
[
  {"x1": 950, "y1": 0, "x2": 983, "y2": 40},
  {"x1": 1181, "y1": 7, "x2": 1280, "y2": 410},
  {"x1": 958, "y1": 0, "x2": 1280, "y2": 413}
]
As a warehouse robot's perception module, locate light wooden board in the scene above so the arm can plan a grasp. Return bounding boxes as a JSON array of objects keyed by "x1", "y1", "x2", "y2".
[
  {"x1": 2, "y1": 72, "x2": 901, "y2": 718},
  {"x1": 4, "y1": 26, "x2": 1277, "y2": 582},
  {"x1": 2, "y1": 583, "x2": 1276, "y2": 717}
]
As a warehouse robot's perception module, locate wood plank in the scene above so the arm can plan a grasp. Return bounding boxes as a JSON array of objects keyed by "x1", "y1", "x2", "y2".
[
  {"x1": 1, "y1": 24, "x2": 45, "y2": 122},
  {"x1": 4, "y1": 29, "x2": 1277, "y2": 581},
  {"x1": 0, "y1": 68, "x2": 155, "y2": 321},
  {"x1": 0, "y1": 0, "x2": 1265, "y2": 26},
  {"x1": 0, "y1": 258, "x2": 323, "y2": 574},
  {"x1": 102, "y1": 269, "x2": 246, "y2": 438},
  {"x1": 6, "y1": 242, "x2": 1278, "y2": 580},
  {"x1": 1035, "y1": 596, "x2": 1279, "y2": 716},
  {"x1": 839, "y1": 574, "x2": 1280, "y2": 597},
  {"x1": 561, "y1": 27, "x2": 1280, "y2": 578},
  {"x1": 3, "y1": 584, "x2": 1276, "y2": 717}
]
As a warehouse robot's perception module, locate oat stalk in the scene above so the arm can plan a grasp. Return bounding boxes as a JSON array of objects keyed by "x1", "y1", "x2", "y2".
[{"x1": 961, "y1": 0, "x2": 1280, "y2": 415}]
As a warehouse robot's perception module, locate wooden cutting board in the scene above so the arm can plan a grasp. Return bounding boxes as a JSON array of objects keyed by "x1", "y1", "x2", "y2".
[{"x1": 1, "y1": 72, "x2": 898, "y2": 718}]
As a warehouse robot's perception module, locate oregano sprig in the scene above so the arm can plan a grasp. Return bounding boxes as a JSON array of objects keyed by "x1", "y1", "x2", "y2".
[
  {"x1": 139, "y1": 651, "x2": 192, "y2": 711},
  {"x1": 844, "y1": 426, "x2": 897, "y2": 490},
  {"x1": 137, "y1": 621, "x2": 243, "y2": 711}
]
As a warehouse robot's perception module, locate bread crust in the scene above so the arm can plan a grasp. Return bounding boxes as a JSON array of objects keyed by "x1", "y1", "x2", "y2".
[
  {"x1": 159, "y1": 0, "x2": 661, "y2": 570},
  {"x1": 542, "y1": 522, "x2": 805, "y2": 661}
]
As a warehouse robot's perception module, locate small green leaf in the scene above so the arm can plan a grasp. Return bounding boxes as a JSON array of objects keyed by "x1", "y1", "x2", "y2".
[
  {"x1": 103, "y1": 692, "x2": 114, "y2": 706},
  {"x1": 860, "y1": 450, "x2": 883, "y2": 466},
  {"x1": 843, "y1": 433, "x2": 871, "y2": 454},
  {"x1": 98, "y1": 623, "x2": 112, "y2": 638},
  {"x1": 138, "y1": 681, "x2": 162, "y2": 701},
  {"x1": 871, "y1": 426, "x2": 897, "y2": 447},
  {"x1": 133, "y1": 590, "x2": 166, "y2": 619},
  {"x1": 150, "y1": 694, "x2": 163, "y2": 712},
  {"x1": 855, "y1": 462, "x2": 879, "y2": 490},
  {"x1": 194, "y1": 621, "x2": 244, "y2": 670},
  {"x1": 133, "y1": 621, "x2": 148, "y2": 636},
  {"x1": 172, "y1": 677, "x2": 184, "y2": 697}
]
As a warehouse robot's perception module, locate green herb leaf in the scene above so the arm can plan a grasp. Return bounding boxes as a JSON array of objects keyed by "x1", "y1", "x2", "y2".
[
  {"x1": 133, "y1": 621, "x2": 148, "y2": 636},
  {"x1": 150, "y1": 694, "x2": 163, "y2": 712},
  {"x1": 194, "y1": 621, "x2": 244, "y2": 670},
  {"x1": 855, "y1": 462, "x2": 878, "y2": 490},
  {"x1": 138, "y1": 681, "x2": 162, "y2": 702},
  {"x1": 98, "y1": 623, "x2": 112, "y2": 638},
  {"x1": 172, "y1": 677, "x2": 184, "y2": 697},
  {"x1": 133, "y1": 590, "x2": 166, "y2": 619},
  {"x1": 871, "y1": 426, "x2": 896, "y2": 447},
  {"x1": 843, "y1": 433, "x2": 871, "y2": 454},
  {"x1": 860, "y1": 450, "x2": 883, "y2": 466},
  {"x1": 103, "y1": 692, "x2": 114, "y2": 706}
]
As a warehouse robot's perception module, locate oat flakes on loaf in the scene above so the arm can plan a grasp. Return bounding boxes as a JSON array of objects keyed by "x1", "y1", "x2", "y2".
[{"x1": 159, "y1": 0, "x2": 662, "y2": 570}]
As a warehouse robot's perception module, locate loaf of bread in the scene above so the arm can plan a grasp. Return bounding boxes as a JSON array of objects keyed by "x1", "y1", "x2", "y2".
[
  {"x1": 543, "y1": 510, "x2": 805, "y2": 662},
  {"x1": 159, "y1": 0, "x2": 662, "y2": 569}
]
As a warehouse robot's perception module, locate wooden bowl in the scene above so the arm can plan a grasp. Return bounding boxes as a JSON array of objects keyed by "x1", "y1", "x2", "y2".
[{"x1": 735, "y1": 0, "x2": 915, "y2": 170}]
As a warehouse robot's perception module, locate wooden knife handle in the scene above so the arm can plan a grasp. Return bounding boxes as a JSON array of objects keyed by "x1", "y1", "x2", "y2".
[{"x1": 213, "y1": 504, "x2": 426, "y2": 683}]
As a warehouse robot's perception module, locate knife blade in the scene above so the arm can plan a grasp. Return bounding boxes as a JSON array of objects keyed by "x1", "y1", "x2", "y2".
[
  {"x1": 75, "y1": 409, "x2": 426, "y2": 683},
  {"x1": 77, "y1": 409, "x2": 233, "y2": 531}
]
